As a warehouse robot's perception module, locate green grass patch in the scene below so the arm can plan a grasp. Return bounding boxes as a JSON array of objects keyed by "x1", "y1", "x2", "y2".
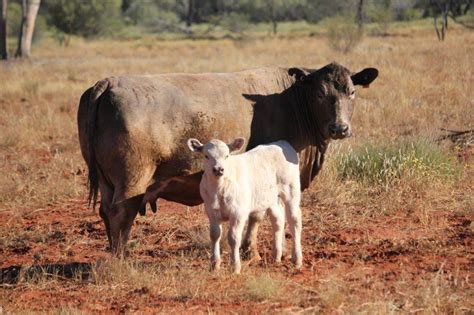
[{"x1": 335, "y1": 139, "x2": 460, "y2": 186}]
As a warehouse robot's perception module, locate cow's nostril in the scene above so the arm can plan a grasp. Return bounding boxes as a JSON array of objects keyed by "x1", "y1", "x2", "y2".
[
  {"x1": 340, "y1": 124, "x2": 349, "y2": 133},
  {"x1": 328, "y1": 124, "x2": 338, "y2": 135}
]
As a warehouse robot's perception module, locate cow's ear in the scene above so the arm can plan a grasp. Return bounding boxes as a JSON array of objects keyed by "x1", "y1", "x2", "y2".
[
  {"x1": 351, "y1": 68, "x2": 379, "y2": 88},
  {"x1": 289, "y1": 67, "x2": 313, "y2": 84},
  {"x1": 228, "y1": 137, "x2": 245, "y2": 153},
  {"x1": 187, "y1": 138, "x2": 203, "y2": 152},
  {"x1": 289, "y1": 68, "x2": 307, "y2": 81}
]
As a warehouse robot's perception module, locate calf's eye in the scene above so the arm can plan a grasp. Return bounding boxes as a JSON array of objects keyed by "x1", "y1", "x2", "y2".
[{"x1": 205, "y1": 155, "x2": 209, "y2": 160}]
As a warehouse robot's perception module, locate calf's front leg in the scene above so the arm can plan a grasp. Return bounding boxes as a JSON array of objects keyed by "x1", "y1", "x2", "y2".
[
  {"x1": 209, "y1": 220, "x2": 222, "y2": 271},
  {"x1": 228, "y1": 218, "x2": 246, "y2": 274}
]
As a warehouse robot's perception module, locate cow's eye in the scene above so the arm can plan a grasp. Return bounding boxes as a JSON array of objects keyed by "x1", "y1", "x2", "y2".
[
  {"x1": 226, "y1": 155, "x2": 229, "y2": 159},
  {"x1": 205, "y1": 155, "x2": 209, "y2": 160},
  {"x1": 350, "y1": 90, "x2": 355, "y2": 96}
]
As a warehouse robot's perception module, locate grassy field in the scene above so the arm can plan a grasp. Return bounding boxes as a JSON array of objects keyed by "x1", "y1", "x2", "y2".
[{"x1": 0, "y1": 24, "x2": 473, "y2": 313}]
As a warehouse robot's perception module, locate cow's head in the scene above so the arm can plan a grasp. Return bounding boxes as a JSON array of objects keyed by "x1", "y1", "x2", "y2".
[
  {"x1": 187, "y1": 138, "x2": 245, "y2": 178},
  {"x1": 290, "y1": 62, "x2": 378, "y2": 140}
]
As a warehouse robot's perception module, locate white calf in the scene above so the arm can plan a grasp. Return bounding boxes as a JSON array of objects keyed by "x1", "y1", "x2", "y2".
[{"x1": 187, "y1": 137, "x2": 302, "y2": 274}]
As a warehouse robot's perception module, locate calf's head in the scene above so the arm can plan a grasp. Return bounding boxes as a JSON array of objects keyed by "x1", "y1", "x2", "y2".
[
  {"x1": 187, "y1": 138, "x2": 245, "y2": 177},
  {"x1": 291, "y1": 62, "x2": 378, "y2": 140}
]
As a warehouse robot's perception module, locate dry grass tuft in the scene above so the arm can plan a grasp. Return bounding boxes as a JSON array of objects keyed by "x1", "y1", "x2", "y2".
[{"x1": 245, "y1": 273, "x2": 285, "y2": 302}]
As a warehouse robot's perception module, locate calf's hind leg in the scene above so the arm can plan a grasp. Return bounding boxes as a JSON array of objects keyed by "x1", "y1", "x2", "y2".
[
  {"x1": 284, "y1": 198, "x2": 303, "y2": 269},
  {"x1": 241, "y1": 212, "x2": 264, "y2": 260},
  {"x1": 268, "y1": 205, "x2": 285, "y2": 264}
]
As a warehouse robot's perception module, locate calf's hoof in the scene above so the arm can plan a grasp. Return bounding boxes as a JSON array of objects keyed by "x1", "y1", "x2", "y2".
[
  {"x1": 231, "y1": 266, "x2": 241, "y2": 274},
  {"x1": 241, "y1": 247, "x2": 261, "y2": 261},
  {"x1": 210, "y1": 260, "x2": 221, "y2": 272},
  {"x1": 293, "y1": 260, "x2": 303, "y2": 270}
]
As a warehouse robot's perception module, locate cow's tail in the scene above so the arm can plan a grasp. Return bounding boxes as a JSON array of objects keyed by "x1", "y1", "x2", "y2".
[{"x1": 85, "y1": 79, "x2": 112, "y2": 210}]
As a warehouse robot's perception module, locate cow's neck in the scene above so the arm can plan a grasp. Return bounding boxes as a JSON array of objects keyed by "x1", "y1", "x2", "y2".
[
  {"x1": 244, "y1": 74, "x2": 330, "y2": 189},
  {"x1": 271, "y1": 82, "x2": 329, "y2": 153}
]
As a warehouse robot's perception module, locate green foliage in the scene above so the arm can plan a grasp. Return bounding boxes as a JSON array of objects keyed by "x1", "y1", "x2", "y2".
[
  {"x1": 304, "y1": 0, "x2": 355, "y2": 23},
  {"x1": 14, "y1": 0, "x2": 468, "y2": 40},
  {"x1": 44, "y1": 0, "x2": 122, "y2": 38},
  {"x1": 32, "y1": 15, "x2": 48, "y2": 43},
  {"x1": 7, "y1": 2, "x2": 22, "y2": 38},
  {"x1": 123, "y1": 0, "x2": 179, "y2": 28},
  {"x1": 220, "y1": 12, "x2": 250, "y2": 33},
  {"x1": 335, "y1": 139, "x2": 460, "y2": 186},
  {"x1": 324, "y1": 15, "x2": 363, "y2": 53},
  {"x1": 367, "y1": 6, "x2": 394, "y2": 35}
]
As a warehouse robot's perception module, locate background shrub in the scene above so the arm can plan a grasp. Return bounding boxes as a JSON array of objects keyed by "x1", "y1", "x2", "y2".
[
  {"x1": 323, "y1": 15, "x2": 364, "y2": 53},
  {"x1": 335, "y1": 139, "x2": 460, "y2": 186},
  {"x1": 44, "y1": 0, "x2": 123, "y2": 38}
]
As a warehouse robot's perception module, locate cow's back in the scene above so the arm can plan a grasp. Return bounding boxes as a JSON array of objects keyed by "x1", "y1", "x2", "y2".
[
  {"x1": 78, "y1": 67, "x2": 297, "y2": 206},
  {"x1": 93, "y1": 69, "x2": 293, "y2": 175}
]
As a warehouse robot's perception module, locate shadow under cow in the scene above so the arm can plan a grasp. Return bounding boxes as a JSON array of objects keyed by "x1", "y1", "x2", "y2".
[{"x1": 0, "y1": 262, "x2": 94, "y2": 285}]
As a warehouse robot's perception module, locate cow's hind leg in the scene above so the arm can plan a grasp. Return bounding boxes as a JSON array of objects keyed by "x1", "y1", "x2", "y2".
[
  {"x1": 98, "y1": 179, "x2": 114, "y2": 250},
  {"x1": 104, "y1": 166, "x2": 155, "y2": 256},
  {"x1": 107, "y1": 195, "x2": 142, "y2": 256}
]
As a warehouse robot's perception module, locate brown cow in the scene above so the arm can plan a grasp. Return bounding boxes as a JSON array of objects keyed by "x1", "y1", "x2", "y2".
[{"x1": 77, "y1": 62, "x2": 378, "y2": 255}]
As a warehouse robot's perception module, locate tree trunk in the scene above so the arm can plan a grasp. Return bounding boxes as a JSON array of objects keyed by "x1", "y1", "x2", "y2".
[
  {"x1": 434, "y1": 15, "x2": 442, "y2": 40},
  {"x1": 15, "y1": 0, "x2": 40, "y2": 58},
  {"x1": 269, "y1": 0, "x2": 277, "y2": 34},
  {"x1": 357, "y1": 0, "x2": 364, "y2": 29},
  {"x1": 441, "y1": 14, "x2": 446, "y2": 40},
  {"x1": 15, "y1": 0, "x2": 26, "y2": 57},
  {"x1": 186, "y1": 0, "x2": 194, "y2": 28},
  {"x1": 443, "y1": 2, "x2": 449, "y2": 31},
  {"x1": 0, "y1": 0, "x2": 7, "y2": 60}
]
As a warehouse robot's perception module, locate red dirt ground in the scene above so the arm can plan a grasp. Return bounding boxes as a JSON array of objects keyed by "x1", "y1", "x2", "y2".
[{"x1": 0, "y1": 194, "x2": 472, "y2": 313}]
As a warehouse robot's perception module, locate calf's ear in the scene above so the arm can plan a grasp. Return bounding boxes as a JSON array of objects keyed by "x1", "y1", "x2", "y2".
[
  {"x1": 228, "y1": 137, "x2": 245, "y2": 153},
  {"x1": 187, "y1": 138, "x2": 203, "y2": 152},
  {"x1": 351, "y1": 68, "x2": 379, "y2": 88}
]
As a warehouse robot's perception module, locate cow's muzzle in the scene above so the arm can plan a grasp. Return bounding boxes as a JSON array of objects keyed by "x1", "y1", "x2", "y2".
[{"x1": 328, "y1": 123, "x2": 351, "y2": 139}]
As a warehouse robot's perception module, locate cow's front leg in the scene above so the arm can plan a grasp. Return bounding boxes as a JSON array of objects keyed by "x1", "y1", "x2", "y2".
[{"x1": 241, "y1": 212, "x2": 263, "y2": 260}]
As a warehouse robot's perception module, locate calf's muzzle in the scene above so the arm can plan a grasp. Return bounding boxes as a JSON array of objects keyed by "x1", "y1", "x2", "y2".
[{"x1": 213, "y1": 166, "x2": 224, "y2": 177}]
